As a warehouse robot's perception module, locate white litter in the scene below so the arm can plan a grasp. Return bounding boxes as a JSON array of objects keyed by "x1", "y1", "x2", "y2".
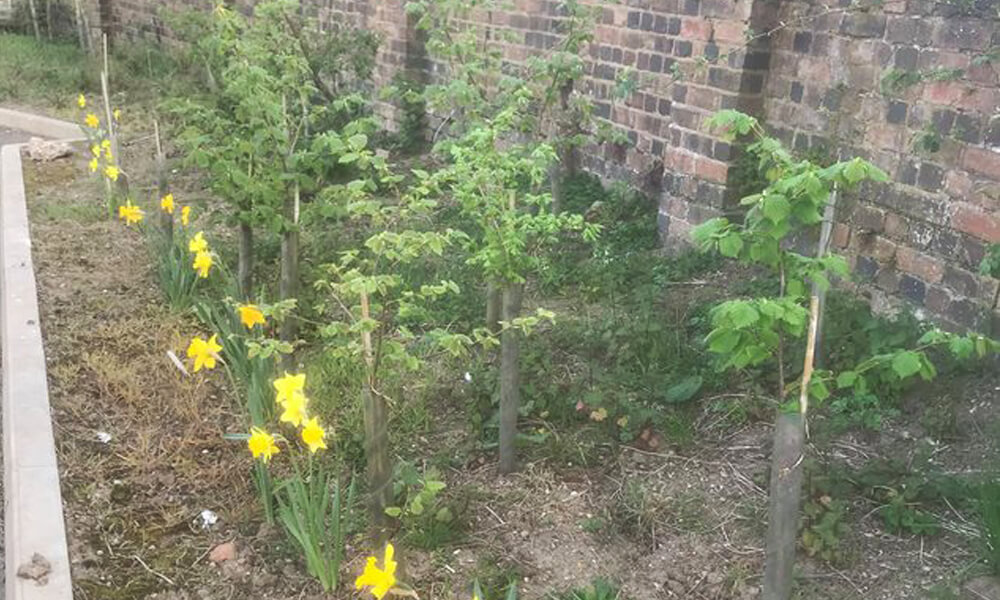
[
  {"x1": 463, "y1": 372, "x2": 472, "y2": 383},
  {"x1": 198, "y1": 509, "x2": 219, "y2": 530},
  {"x1": 96, "y1": 431, "x2": 112, "y2": 444}
]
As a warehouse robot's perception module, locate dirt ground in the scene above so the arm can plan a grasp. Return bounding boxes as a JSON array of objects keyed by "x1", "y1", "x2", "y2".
[{"x1": 19, "y1": 138, "x2": 1000, "y2": 600}]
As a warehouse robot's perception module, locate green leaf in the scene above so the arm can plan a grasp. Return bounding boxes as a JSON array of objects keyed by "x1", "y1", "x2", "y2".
[
  {"x1": 729, "y1": 303, "x2": 760, "y2": 328},
  {"x1": 890, "y1": 351, "x2": 922, "y2": 379},
  {"x1": 384, "y1": 506, "x2": 403, "y2": 517},
  {"x1": 835, "y1": 371, "x2": 857, "y2": 389},
  {"x1": 707, "y1": 329, "x2": 740, "y2": 354},
  {"x1": 762, "y1": 194, "x2": 790, "y2": 222},
  {"x1": 664, "y1": 375, "x2": 704, "y2": 404},
  {"x1": 809, "y1": 379, "x2": 830, "y2": 402},
  {"x1": 719, "y1": 232, "x2": 744, "y2": 258}
]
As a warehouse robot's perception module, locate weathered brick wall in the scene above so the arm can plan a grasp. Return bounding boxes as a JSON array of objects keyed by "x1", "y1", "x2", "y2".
[
  {"x1": 762, "y1": 1, "x2": 999, "y2": 331},
  {"x1": 86, "y1": 0, "x2": 1000, "y2": 333}
]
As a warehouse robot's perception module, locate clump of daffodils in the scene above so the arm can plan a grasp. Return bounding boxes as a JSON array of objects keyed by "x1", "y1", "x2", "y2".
[{"x1": 245, "y1": 372, "x2": 329, "y2": 464}]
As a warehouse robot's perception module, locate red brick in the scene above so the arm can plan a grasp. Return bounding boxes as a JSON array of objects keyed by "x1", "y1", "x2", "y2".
[
  {"x1": 963, "y1": 147, "x2": 1000, "y2": 180},
  {"x1": 896, "y1": 247, "x2": 945, "y2": 283},
  {"x1": 885, "y1": 213, "x2": 910, "y2": 240},
  {"x1": 923, "y1": 81, "x2": 972, "y2": 106},
  {"x1": 866, "y1": 122, "x2": 903, "y2": 150},
  {"x1": 952, "y1": 203, "x2": 1000, "y2": 243},
  {"x1": 713, "y1": 20, "x2": 746, "y2": 44},
  {"x1": 694, "y1": 156, "x2": 729, "y2": 184},
  {"x1": 832, "y1": 223, "x2": 851, "y2": 249},
  {"x1": 944, "y1": 169, "x2": 973, "y2": 199},
  {"x1": 681, "y1": 18, "x2": 714, "y2": 41}
]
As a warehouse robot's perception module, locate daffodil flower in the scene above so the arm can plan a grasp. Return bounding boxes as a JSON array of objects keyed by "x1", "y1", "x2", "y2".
[
  {"x1": 160, "y1": 193, "x2": 175, "y2": 214},
  {"x1": 189, "y1": 231, "x2": 209, "y2": 254},
  {"x1": 105, "y1": 165, "x2": 120, "y2": 182},
  {"x1": 238, "y1": 304, "x2": 266, "y2": 329},
  {"x1": 300, "y1": 417, "x2": 327, "y2": 453},
  {"x1": 247, "y1": 427, "x2": 279, "y2": 462},
  {"x1": 77, "y1": 93, "x2": 86, "y2": 108},
  {"x1": 279, "y1": 392, "x2": 308, "y2": 427},
  {"x1": 101, "y1": 139, "x2": 111, "y2": 150},
  {"x1": 186, "y1": 334, "x2": 222, "y2": 372},
  {"x1": 113, "y1": 108, "x2": 121, "y2": 121},
  {"x1": 181, "y1": 205, "x2": 191, "y2": 226},
  {"x1": 193, "y1": 250, "x2": 213, "y2": 278},
  {"x1": 117, "y1": 201, "x2": 143, "y2": 225},
  {"x1": 90, "y1": 145, "x2": 100, "y2": 157},
  {"x1": 355, "y1": 543, "x2": 398, "y2": 600},
  {"x1": 89, "y1": 158, "x2": 99, "y2": 173},
  {"x1": 273, "y1": 373, "x2": 306, "y2": 406},
  {"x1": 85, "y1": 113, "x2": 100, "y2": 128}
]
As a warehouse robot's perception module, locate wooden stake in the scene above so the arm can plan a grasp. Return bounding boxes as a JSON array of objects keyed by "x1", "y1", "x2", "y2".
[
  {"x1": 360, "y1": 290, "x2": 392, "y2": 537},
  {"x1": 27, "y1": 0, "x2": 41, "y2": 39}
]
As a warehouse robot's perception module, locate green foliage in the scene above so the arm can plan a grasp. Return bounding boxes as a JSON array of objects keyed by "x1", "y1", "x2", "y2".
[
  {"x1": 980, "y1": 244, "x2": 1000, "y2": 278},
  {"x1": 880, "y1": 67, "x2": 964, "y2": 96},
  {"x1": 880, "y1": 488, "x2": 939, "y2": 536},
  {"x1": 386, "y1": 462, "x2": 459, "y2": 548},
  {"x1": 981, "y1": 482, "x2": 1000, "y2": 574},
  {"x1": 551, "y1": 578, "x2": 629, "y2": 600},
  {"x1": 275, "y1": 466, "x2": 358, "y2": 591},
  {"x1": 800, "y1": 496, "x2": 849, "y2": 563},
  {"x1": 150, "y1": 229, "x2": 201, "y2": 311}
]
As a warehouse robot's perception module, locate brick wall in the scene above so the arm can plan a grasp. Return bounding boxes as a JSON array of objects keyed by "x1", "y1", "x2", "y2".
[
  {"x1": 87, "y1": 0, "x2": 1000, "y2": 333},
  {"x1": 763, "y1": 1, "x2": 1000, "y2": 332}
]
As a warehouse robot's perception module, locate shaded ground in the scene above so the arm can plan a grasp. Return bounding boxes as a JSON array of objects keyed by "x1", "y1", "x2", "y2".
[{"x1": 0, "y1": 125, "x2": 31, "y2": 146}]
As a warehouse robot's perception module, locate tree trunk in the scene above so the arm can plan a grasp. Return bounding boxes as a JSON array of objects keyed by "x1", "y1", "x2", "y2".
[
  {"x1": 498, "y1": 282, "x2": 524, "y2": 474},
  {"x1": 360, "y1": 291, "x2": 392, "y2": 539},
  {"x1": 73, "y1": 0, "x2": 87, "y2": 51},
  {"x1": 238, "y1": 221, "x2": 253, "y2": 300},
  {"x1": 763, "y1": 296, "x2": 821, "y2": 600},
  {"x1": 45, "y1": 0, "x2": 52, "y2": 39},
  {"x1": 279, "y1": 185, "x2": 300, "y2": 346},
  {"x1": 550, "y1": 78, "x2": 578, "y2": 215},
  {"x1": 762, "y1": 411, "x2": 805, "y2": 600},
  {"x1": 27, "y1": 0, "x2": 41, "y2": 39},
  {"x1": 812, "y1": 185, "x2": 838, "y2": 368},
  {"x1": 485, "y1": 281, "x2": 501, "y2": 334}
]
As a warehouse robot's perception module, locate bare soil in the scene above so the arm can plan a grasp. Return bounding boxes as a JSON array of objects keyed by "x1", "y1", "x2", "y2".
[{"x1": 20, "y1": 138, "x2": 1000, "y2": 600}]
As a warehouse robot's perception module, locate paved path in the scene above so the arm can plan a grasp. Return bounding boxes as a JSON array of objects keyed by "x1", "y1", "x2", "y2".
[{"x1": 0, "y1": 127, "x2": 30, "y2": 147}]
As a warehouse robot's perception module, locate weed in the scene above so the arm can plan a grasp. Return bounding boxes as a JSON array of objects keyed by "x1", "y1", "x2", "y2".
[
  {"x1": 387, "y1": 461, "x2": 461, "y2": 549},
  {"x1": 550, "y1": 578, "x2": 629, "y2": 600},
  {"x1": 981, "y1": 481, "x2": 1000, "y2": 574},
  {"x1": 800, "y1": 496, "x2": 850, "y2": 564}
]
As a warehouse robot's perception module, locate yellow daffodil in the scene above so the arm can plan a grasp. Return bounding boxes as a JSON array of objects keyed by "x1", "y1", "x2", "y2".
[
  {"x1": 300, "y1": 417, "x2": 327, "y2": 453},
  {"x1": 238, "y1": 304, "x2": 266, "y2": 329},
  {"x1": 279, "y1": 392, "x2": 308, "y2": 427},
  {"x1": 247, "y1": 427, "x2": 279, "y2": 462},
  {"x1": 188, "y1": 231, "x2": 208, "y2": 254},
  {"x1": 355, "y1": 543, "x2": 397, "y2": 600},
  {"x1": 117, "y1": 201, "x2": 143, "y2": 225},
  {"x1": 85, "y1": 113, "x2": 99, "y2": 128},
  {"x1": 273, "y1": 373, "x2": 306, "y2": 406},
  {"x1": 89, "y1": 157, "x2": 99, "y2": 173},
  {"x1": 181, "y1": 205, "x2": 191, "y2": 226},
  {"x1": 105, "y1": 165, "x2": 120, "y2": 182},
  {"x1": 101, "y1": 139, "x2": 111, "y2": 150},
  {"x1": 113, "y1": 108, "x2": 121, "y2": 121},
  {"x1": 186, "y1": 334, "x2": 222, "y2": 372},
  {"x1": 193, "y1": 250, "x2": 213, "y2": 278},
  {"x1": 90, "y1": 144, "x2": 100, "y2": 157},
  {"x1": 77, "y1": 93, "x2": 86, "y2": 108},
  {"x1": 160, "y1": 193, "x2": 175, "y2": 214},
  {"x1": 104, "y1": 147, "x2": 113, "y2": 161}
]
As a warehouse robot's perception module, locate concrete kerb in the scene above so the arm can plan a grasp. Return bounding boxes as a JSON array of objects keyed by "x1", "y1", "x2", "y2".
[{"x1": 0, "y1": 107, "x2": 82, "y2": 600}]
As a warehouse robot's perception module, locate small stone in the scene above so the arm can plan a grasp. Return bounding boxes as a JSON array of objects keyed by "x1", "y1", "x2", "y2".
[
  {"x1": 17, "y1": 553, "x2": 52, "y2": 585},
  {"x1": 209, "y1": 542, "x2": 237, "y2": 563},
  {"x1": 27, "y1": 137, "x2": 73, "y2": 161}
]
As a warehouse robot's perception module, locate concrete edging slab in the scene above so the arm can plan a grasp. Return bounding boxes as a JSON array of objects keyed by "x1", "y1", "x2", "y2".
[
  {"x1": 1, "y1": 116, "x2": 76, "y2": 600},
  {"x1": 0, "y1": 109, "x2": 84, "y2": 143}
]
